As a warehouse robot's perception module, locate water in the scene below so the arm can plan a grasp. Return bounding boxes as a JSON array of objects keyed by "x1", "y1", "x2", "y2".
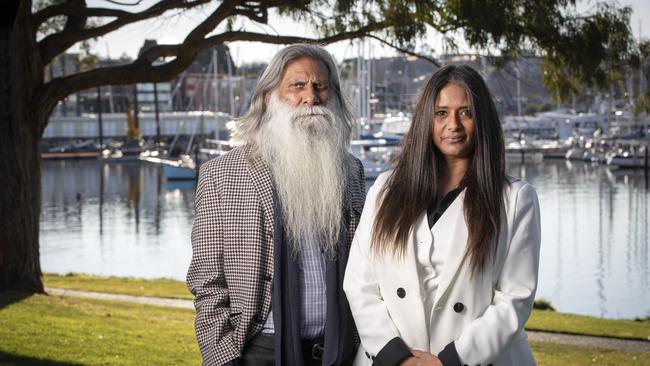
[{"x1": 40, "y1": 159, "x2": 650, "y2": 319}]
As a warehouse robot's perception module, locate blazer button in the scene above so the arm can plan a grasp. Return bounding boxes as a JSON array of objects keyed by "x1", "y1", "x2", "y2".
[
  {"x1": 254, "y1": 314, "x2": 265, "y2": 323},
  {"x1": 453, "y1": 302, "x2": 465, "y2": 313},
  {"x1": 397, "y1": 287, "x2": 406, "y2": 298},
  {"x1": 265, "y1": 274, "x2": 272, "y2": 282}
]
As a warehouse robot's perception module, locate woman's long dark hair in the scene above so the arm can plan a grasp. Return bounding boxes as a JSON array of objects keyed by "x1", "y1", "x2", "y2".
[{"x1": 371, "y1": 64, "x2": 506, "y2": 275}]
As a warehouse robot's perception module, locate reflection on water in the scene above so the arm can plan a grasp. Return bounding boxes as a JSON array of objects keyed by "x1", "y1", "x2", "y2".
[
  {"x1": 40, "y1": 160, "x2": 195, "y2": 281},
  {"x1": 40, "y1": 159, "x2": 649, "y2": 319},
  {"x1": 507, "y1": 160, "x2": 649, "y2": 319}
]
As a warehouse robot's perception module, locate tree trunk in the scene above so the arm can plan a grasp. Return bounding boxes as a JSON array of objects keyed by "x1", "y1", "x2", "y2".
[{"x1": 0, "y1": 0, "x2": 45, "y2": 293}]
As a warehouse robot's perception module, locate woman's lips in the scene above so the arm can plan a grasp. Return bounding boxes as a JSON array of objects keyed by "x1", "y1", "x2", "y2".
[{"x1": 443, "y1": 135, "x2": 466, "y2": 143}]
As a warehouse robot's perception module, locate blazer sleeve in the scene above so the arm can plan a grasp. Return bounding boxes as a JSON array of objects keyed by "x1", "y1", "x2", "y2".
[
  {"x1": 186, "y1": 162, "x2": 240, "y2": 366},
  {"x1": 343, "y1": 175, "x2": 412, "y2": 365},
  {"x1": 453, "y1": 183, "x2": 542, "y2": 363}
]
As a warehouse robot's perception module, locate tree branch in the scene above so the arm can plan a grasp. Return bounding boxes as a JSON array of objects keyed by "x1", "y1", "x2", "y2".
[
  {"x1": 199, "y1": 21, "x2": 390, "y2": 49},
  {"x1": 365, "y1": 34, "x2": 441, "y2": 66},
  {"x1": 233, "y1": 2, "x2": 268, "y2": 24},
  {"x1": 37, "y1": 19, "x2": 391, "y2": 124},
  {"x1": 37, "y1": 0, "x2": 213, "y2": 66},
  {"x1": 183, "y1": 0, "x2": 239, "y2": 45},
  {"x1": 34, "y1": 5, "x2": 131, "y2": 27}
]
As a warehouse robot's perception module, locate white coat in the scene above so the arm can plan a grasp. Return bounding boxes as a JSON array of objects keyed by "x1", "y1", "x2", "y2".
[{"x1": 343, "y1": 172, "x2": 541, "y2": 366}]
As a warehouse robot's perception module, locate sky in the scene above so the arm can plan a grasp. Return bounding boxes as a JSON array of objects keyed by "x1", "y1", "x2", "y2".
[{"x1": 80, "y1": 0, "x2": 650, "y2": 67}]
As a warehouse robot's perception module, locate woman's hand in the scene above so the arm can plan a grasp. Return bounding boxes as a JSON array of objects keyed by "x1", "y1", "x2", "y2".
[
  {"x1": 400, "y1": 356, "x2": 420, "y2": 366},
  {"x1": 411, "y1": 350, "x2": 443, "y2": 366}
]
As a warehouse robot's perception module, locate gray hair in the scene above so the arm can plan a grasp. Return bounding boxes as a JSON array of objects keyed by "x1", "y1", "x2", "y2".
[{"x1": 232, "y1": 44, "x2": 354, "y2": 144}]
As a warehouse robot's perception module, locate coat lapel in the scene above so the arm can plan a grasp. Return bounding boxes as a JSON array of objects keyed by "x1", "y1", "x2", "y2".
[
  {"x1": 245, "y1": 145, "x2": 275, "y2": 235},
  {"x1": 432, "y1": 190, "x2": 469, "y2": 307}
]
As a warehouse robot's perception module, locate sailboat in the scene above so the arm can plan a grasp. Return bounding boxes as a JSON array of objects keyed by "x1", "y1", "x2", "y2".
[{"x1": 156, "y1": 47, "x2": 232, "y2": 180}]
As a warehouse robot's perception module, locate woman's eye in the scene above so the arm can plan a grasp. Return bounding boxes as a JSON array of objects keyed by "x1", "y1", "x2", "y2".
[
  {"x1": 435, "y1": 111, "x2": 447, "y2": 117},
  {"x1": 460, "y1": 109, "x2": 472, "y2": 117}
]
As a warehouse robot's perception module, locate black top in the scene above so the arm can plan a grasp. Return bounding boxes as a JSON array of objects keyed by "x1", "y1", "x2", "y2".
[{"x1": 427, "y1": 185, "x2": 465, "y2": 229}]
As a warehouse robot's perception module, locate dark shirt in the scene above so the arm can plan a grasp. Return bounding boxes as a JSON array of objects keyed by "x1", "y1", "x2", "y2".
[{"x1": 427, "y1": 185, "x2": 465, "y2": 229}]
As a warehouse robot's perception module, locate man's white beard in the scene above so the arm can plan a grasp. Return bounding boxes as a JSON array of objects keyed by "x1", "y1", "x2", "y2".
[{"x1": 254, "y1": 93, "x2": 350, "y2": 256}]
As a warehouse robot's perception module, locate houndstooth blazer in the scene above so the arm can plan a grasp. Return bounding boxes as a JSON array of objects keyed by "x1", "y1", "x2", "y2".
[{"x1": 187, "y1": 144, "x2": 366, "y2": 366}]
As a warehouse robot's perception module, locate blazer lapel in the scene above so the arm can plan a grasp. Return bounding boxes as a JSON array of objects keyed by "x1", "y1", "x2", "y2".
[
  {"x1": 245, "y1": 145, "x2": 275, "y2": 235},
  {"x1": 432, "y1": 190, "x2": 469, "y2": 307}
]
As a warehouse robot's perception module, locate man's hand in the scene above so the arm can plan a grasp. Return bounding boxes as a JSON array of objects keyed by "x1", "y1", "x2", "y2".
[{"x1": 411, "y1": 350, "x2": 443, "y2": 366}]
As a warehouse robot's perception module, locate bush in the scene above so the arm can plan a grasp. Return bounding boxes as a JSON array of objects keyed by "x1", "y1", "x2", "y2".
[{"x1": 533, "y1": 299, "x2": 556, "y2": 311}]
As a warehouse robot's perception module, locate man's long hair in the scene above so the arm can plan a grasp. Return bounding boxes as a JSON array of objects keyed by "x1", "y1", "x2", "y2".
[
  {"x1": 371, "y1": 65, "x2": 506, "y2": 275},
  {"x1": 233, "y1": 44, "x2": 356, "y2": 256},
  {"x1": 232, "y1": 44, "x2": 354, "y2": 145}
]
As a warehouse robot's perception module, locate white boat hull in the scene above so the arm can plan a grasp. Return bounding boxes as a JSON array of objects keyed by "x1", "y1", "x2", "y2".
[
  {"x1": 163, "y1": 164, "x2": 197, "y2": 180},
  {"x1": 607, "y1": 156, "x2": 648, "y2": 168}
]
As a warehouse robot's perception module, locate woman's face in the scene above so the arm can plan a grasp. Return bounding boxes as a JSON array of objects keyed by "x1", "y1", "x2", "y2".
[{"x1": 431, "y1": 83, "x2": 475, "y2": 163}]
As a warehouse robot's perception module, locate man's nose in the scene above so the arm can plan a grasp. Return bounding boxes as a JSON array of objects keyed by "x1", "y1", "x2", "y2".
[{"x1": 302, "y1": 87, "x2": 320, "y2": 106}]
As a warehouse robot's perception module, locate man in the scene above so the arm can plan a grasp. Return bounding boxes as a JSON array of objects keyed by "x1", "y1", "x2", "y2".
[{"x1": 187, "y1": 44, "x2": 365, "y2": 366}]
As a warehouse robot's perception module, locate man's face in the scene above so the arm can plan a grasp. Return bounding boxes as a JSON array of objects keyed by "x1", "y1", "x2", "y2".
[{"x1": 277, "y1": 57, "x2": 330, "y2": 107}]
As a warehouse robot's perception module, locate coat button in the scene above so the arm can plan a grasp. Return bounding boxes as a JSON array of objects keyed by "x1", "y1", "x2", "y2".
[
  {"x1": 265, "y1": 274, "x2": 272, "y2": 282},
  {"x1": 453, "y1": 302, "x2": 465, "y2": 313},
  {"x1": 397, "y1": 287, "x2": 406, "y2": 298},
  {"x1": 254, "y1": 314, "x2": 265, "y2": 323}
]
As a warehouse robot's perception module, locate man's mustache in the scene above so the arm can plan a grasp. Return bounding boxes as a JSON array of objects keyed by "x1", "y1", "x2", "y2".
[{"x1": 290, "y1": 106, "x2": 331, "y2": 122}]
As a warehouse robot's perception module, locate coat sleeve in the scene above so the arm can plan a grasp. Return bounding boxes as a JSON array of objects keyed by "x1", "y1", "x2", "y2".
[
  {"x1": 343, "y1": 175, "x2": 412, "y2": 365},
  {"x1": 186, "y1": 161, "x2": 240, "y2": 366},
  {"x1": 453, "y1": 183, "x2": 542, "y2": 364}
]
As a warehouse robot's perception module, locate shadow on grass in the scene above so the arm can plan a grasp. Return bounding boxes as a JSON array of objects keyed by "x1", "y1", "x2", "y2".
[
  {"x1": 0, "y1": 351, "x2": 84, "y2": 366},
  {"x1": 0, "y1": 291, "x2": 32, "y2": 311}
]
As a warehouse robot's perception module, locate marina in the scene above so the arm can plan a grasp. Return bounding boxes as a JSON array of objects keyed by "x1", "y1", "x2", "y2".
[
  {"x1": 39, "y1": 158, "x2": 650, "y2": 320},
  {"x1": 7, "y1": 1, "x2": 650, "y2": 364},
  {"x1": 33, "y1": 41, "x2": 650, "y2": 323}
]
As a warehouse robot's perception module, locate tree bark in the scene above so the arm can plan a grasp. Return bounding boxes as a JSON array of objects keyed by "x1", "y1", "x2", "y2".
[{"x1": 0, "y1": 0, "x2": 45, "y2": 293}]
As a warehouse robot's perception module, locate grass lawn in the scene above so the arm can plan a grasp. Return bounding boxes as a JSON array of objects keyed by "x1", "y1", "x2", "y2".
[
  {"x1": 45, "y1": 273, "x2": 650, "y2": 341},
  {"x1": 531, "y1": 341, "x2": 650, "y2": 366},
  {"x1": 0, "y1": 290, "x2": 648, "y2": 366},
  {"x1": 44, "y1": 273, "x2": 192, "y2": 300},
  {"x1": 0, "y1": 292, "x2": 199, "y2": 366},
  {"x1": 526, "y1": 309, "x2": 650, "y2": 341}
]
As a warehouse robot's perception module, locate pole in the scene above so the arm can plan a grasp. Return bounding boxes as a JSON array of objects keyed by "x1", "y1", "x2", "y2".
[
  {"x1": 96, "y1": 86, "x2": 104, "y2": 148},
  {"x1": 212, "y1": 48, "x2": 219, "y2": 113},
  {"x1": 516, "y1": 61, "x2": 521, "y2": 117},
  {"x1": 61, "y1": 56, "x2": 67, "y2": 116},
  {"x1": 226, "y1": 49, "x2": 234, "y2": 117},
  {"x1": 643, "y1": 141, "x2": 650, "y2": 190},
  {"x1": 154, "y1": 82, "x2": 161, "y2": 147},
  {"x1": 133, "y1": 84, "x2": 140, "y2": 130}
]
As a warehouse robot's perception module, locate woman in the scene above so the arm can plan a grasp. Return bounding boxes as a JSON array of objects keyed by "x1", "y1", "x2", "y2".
[{"x1": 343, "y1": 65, "x2": 541, "y2": 366}]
